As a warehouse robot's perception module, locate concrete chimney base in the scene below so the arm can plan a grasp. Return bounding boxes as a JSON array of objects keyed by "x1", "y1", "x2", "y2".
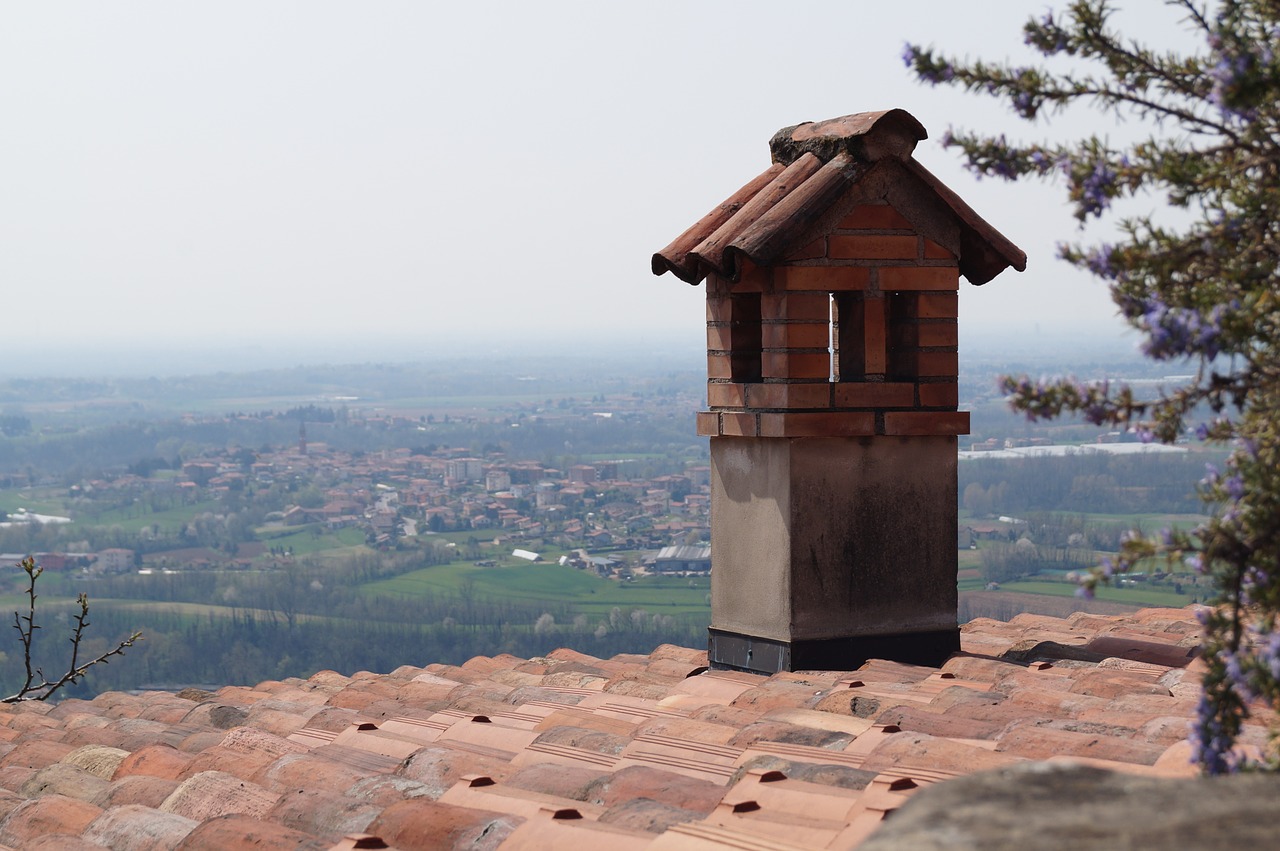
[
  {"x1": 708, "y1": 626, "x2": 961, "y2": 675},
  {"x1": 707, "y1": 435, "x2": 961, "y2": 675}
]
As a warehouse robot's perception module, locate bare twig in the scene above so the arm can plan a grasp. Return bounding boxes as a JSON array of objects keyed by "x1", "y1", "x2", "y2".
[{"x1": 1, "y1": 556, "x2": 142, "y2": 703}]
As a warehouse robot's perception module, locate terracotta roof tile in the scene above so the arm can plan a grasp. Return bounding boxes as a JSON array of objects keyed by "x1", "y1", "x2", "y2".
[
  {"x1": 727, "y1": 720, "x2": 853, "y2": 750},
  {"x1": 81, "y1": 803, "x2": 198, "y2": 849},
  {"x1": 0, "y1": 739, "x2": 76, "y2": 771},
  {"x1": 253, "y1": 752, "x2": 384, "y2": 797},
  {"x1": 394, "y1": 745, "x2": 514, "y2": 798},
  {"x1": 996, "y1": 720, "x2": 1167, "y2": 764},
  {"x1": 364, "y1": 798, "x2": 521, "y2": 851},
  {"x1": 159, "y1": 770, "x2": 280, "y2": 821},
  {"x1": 90, "y1": 774, "x2": 180, "y2": 809},
  {"x1": 19, "y1": 762, "x2": 110, "y2": 802},
  {"x1": 265, "y1": 789, "x2": 381, "y2": 841},
  {"x1": 175, "y1": 812, "x2": 332, "y2": 851},
  {"x1": 0, "y1": 795, "x2": 103, "y2": 847},
  {"x1": 653, "y1": 110, "x2": 1025, "y2": 287},
  {"x1": 436, "y1": 773, "x2": 605, "y2": 821},
  {"x1": 0, "y1": 605, "x2": 1262, "y2": 849},
  {"x1": 20, "y1": 834, "x2": 102, "y2": 851},
  {"x1": 502, "y1": 762, "x2": 608, "y2": 801},
  {"x1": 112, "y1": 744, "x2": 194, "y2": 781},
  {"x1": 61, "y1": 743, "x2": 130, "y2": 779},
  {"x1": 0, "y1": 766, "x2": 38, "y2": 793}
]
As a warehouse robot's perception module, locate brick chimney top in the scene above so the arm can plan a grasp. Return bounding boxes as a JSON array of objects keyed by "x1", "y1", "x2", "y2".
[
  {"x1": 653, "y1": 108, "x2": 1025, "y2": 287},
  {"x1": 769, "y1": 110, "x2": 927, "y2": 165}
]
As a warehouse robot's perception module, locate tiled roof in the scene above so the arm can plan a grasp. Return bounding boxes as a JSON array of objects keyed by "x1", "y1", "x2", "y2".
[
  {"x1": 652, "y1": 110, "x2": 1027, "y2": 286},
  {"x1": 0, "y1": 606, "x2": 1266, "y2": 849}
]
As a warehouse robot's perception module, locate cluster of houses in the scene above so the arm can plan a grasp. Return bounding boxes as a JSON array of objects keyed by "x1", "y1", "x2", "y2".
[{"x1": 28, "y1": 423, "x2": 715, "y2": 573}]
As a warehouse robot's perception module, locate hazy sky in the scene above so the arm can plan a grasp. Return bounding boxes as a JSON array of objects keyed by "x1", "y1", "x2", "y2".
[{"x1": 2, "y1": 2, "x2": 1202, "y2": 368}]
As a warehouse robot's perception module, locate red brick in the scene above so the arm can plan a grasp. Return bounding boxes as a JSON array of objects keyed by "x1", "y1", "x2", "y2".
[
  {"x1": 883, "y1": 411, "x2": 970, "y2": 435},
  {"x1": 917, "y1": 323, "x2": 958, "y2": 347},
  {"x1": 706, "y1": 324, "x2": 733, "y2": 351},
  {"x1": 917, "y1": 351, "x2": 959, "y2": 377},
  {"x1": 746, "y1": 383, "x2": 784, "y2": 409},
  {"x1": 879, "y1": 266, "x2": 959, "y2": 291},
  {"x1": 746, "y1": 383, "x2": 831, "y2": 410},
  {"x1": 759, "y1": 412, "x2": 875, "y2": 437},
  {"x1": 863, "y1": 298, "x2": 887, "y2": 375},
  {"x1": 695, "y1": 412, "x2": 719, "y2": 436},
  {"x1": 833, "y1": 383, "x2": 915, "y2": 408},
  {"x1": 783, "y1": 237, "x2": 827, "y2": 261},
  {"x1": 707, "y1": 354, "x2": 733, "y2": 380},
  {"x1": 918, "y1": 383, "x2": 959, "y2": 408},
  {"x1": 829, "y1": 234, "x2": 918, "y2": 260},
  {"x1": 777, "y1": 266, "x2": 870, "y2": 292},
  {"x1": 762, "y1": 292, "x2": 830, "y2": 322},
  {"x1": 784, "y1": 383, "x2": 833, "y2": 409},
  {"x1": 705, "y1": 273, "x2": 730, "y2": 296},
  {"x1": 706, "y1": 297, "x2": 732, "y2": 323},
  {"x1": 762, "y1": 352, "x2": 831, "y2": 380},
  {"x1": 720, "y1": 412, "x2": 758, "y2": 437},
  {"x1": 924, "y1": 240, "x2": 955, "y2": 259},
  {"x1": 918, "y1": 292, "x2": 958, "y2": 318},
  {"x1": 837, "y1": 205, "x2": 913, "y2": 230},
  {"x1": 762, "y1": 322, "x2": 831, "y2": 349},
  {"x1": 707, "y1": 382, "x2": 745, "y2": 409},
  {"x1": 734, "y1": 264, "x2": 771, "y2": 293}
]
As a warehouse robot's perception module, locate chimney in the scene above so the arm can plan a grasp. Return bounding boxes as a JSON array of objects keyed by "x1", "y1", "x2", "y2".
[{"x1": 653, "y1": 110, "x2": 1026, "y2": 674}]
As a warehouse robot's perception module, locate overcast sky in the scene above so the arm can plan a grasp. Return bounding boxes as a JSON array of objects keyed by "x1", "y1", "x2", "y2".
[{"x1": 2, "y1": 2, "x2": 1201, "y2": 369}]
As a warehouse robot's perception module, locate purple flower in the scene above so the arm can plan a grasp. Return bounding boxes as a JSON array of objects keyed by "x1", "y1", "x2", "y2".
[
  {"x1": 1139, "y1": 298, "x2": 1226, "y2": 361},
  {"x1": 1225, "y1": 475, "x2": 1245, "y2": 500},
  {"x1": 1083, "y1": 244, "x2": 1118, "y2": 279},
  {"x1": 1191, "y1": 693, "x2": 1233, "y2": 775},
  {"x1": 1075, "y1": 161, "x2": 1117, "y2": 217},
  {"x1": 1264, "y1": 631, "x2": 1280, "y2": 680}
]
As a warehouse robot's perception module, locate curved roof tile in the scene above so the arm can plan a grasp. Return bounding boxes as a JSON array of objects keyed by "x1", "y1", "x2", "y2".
[{"x1": 653, "y1": 109, "x2": 1027, "y2": 287}]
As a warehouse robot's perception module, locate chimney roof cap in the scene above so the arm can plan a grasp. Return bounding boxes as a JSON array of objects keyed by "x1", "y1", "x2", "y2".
[
  {"x1": 652, "y1": 109, "x2": 1026, "y2": 287},
  {"x1": 770, "y1": 109, "x2": 927, "y2": 165}
]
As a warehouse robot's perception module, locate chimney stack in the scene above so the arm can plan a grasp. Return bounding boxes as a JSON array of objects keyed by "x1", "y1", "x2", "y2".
[{"x1": 653, "y1": 110, "x2": 1026, "y2": 674}]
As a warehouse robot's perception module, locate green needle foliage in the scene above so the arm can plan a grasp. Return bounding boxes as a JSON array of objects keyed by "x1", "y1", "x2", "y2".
[
  {"x1": 905, "y1": 0, "x2": 1280, "y2": 772},
  {"x1": 4, "y1": 557, "x2": 142, "y2": 703}
]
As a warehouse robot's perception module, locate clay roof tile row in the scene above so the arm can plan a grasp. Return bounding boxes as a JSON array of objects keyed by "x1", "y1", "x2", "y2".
[
  {"x1": 0, "y1": 605, "x2": 1266, "y2": 849},
  {"x1": 652, "y1": 110, "x2": 1027, "y2": 288}
]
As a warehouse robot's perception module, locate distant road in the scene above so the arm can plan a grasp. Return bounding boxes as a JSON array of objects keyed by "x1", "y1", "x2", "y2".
[{"x1": 960, "y1": 443, "x2": 1187, "y2": 461}]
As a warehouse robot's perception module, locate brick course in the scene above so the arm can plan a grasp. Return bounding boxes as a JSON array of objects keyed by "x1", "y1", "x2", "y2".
[
  {"x1": 762, "y1": 292, "x2": 831, "y2": 322},
  {"x1": 829, "y1": 235, "x2": 918, "y2": 260},
  {"x1": 833, "y1": 383, "x2": 915, "y2": 409},
  {"x1": 883, "y1": 411, "x2": 971, "y2": 435},
  {"x1": 918, "y1": 383, "x2": 959, "y2": 408},
  {"x1": 758, "y1": 412, "x2": 875, "y2": 437},
  {"x1": 776, "y1": 266, "x2": 870, "y2": 291},
  {"x1": 836, "y1": 205, "x2": 913, "y2": 230},
  {"x1": 878, "y1": 267, "x2": 959, "y2": 291}
]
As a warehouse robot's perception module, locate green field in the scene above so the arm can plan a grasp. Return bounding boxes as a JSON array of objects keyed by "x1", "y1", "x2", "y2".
[
  {"x1": 0, "y1": 489, "x2": 67, "y2": 517},
  {"x1": 998, "y1": 579, "x2": 1197, "y2": 608},
  {"x1": 363, "y1": 560, "x2": 711, "y2": 617},
  {"x1": 255, "y1": 525, "x2": 368, "y2": 556},
  {"x1": 83, "y1": 499, "x2": 222, "y2": 533}
]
